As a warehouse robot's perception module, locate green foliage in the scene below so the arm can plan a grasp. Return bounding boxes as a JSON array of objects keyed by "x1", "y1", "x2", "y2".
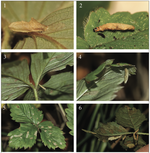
[
  {"x1": 77, "y1": 1, "x2": 110, "y2": 39},
  {"x1": 2, "y1": 1, "x2": 73, "y2": 49},
  {"x1": 85, "y1": 59, "x2": 114, "y2": 82},
  {"x1": 8, "y1": 104, "x2": 66, "y2": 150},
  {"x1": 82, "y1": 105, "x2": 148, "y2": 151},
  {"x1": 116, "y1": 105, "x2": 147, "y2": 131},
  {"x1": 2, "y1": 52, "x2": 73, "y2": 101},
  {"x1": 77, "y1": 59, "x2": 136, "y2": 101},
  {"x1": 77, "y1": 8, "x2": 149, "y2": 49},
  {"x1": 65, "y1": 104, "x2": 74, "y2": 136}
]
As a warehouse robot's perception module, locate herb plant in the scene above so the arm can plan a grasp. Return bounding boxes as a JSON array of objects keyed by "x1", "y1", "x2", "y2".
[
  {"x1": 2, "y1": 104, "x2": 73, "y2": 151},
  {"x1": 77, "y1": 104, "x2": 148, "y2": 152},
  {"x1": 2, "y1": 52, "x2": 73, "y2": 101},
  {"x1": 77, "y1": 59, "x2": 136, "y2": 101}
]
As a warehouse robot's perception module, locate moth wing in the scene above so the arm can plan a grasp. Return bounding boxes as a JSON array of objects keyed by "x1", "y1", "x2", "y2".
[{"x1": 29, "y1": 18, "x2": 48, "y2": 31}]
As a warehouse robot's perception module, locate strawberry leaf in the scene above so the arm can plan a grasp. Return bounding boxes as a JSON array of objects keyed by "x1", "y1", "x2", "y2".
[
  {"x1": 8, "y1": 123, "x2": 37, "y2": 149},
  {"x1": 9, "y1": 104, "x2": 43, "y2": 124},
  {"x1": 39, "y1": 121, "x2": 66, "y2": 149},
  {"x1": 65, "y1": 104, "x2": 74, "y2": 136},
  {"x1": 83, "y1": 122, "x2": 128, "y2": 142},
  {"x1": 116, "y1": 106, "x2": 147, "y2": 131},
  {"x1": 2, "y1": 60, "x2": 32, "y2": 100}
]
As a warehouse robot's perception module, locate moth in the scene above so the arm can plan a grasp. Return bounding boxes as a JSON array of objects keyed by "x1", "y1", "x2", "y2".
[
  {"x1": 108, "y1": 135, "x2": 121, "y2": 141},
  {"x1": 9, "y1": 18, "x2": 48, "y2": 33},
  {"x1": 124, "y1": 68, "x2": 129, "y2": 84},
  {"x1": 94, "y1": 23, "x2": 135, "y2": 32}
]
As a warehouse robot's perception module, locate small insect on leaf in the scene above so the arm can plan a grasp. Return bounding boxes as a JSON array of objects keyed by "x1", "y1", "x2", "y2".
[
  {"x1": 124, "y1": 68, "x2": 129, "y2": 84},
  {"x1": 93, "y1": 23, "x2": 135, "y2": 32},
  {"x1": 9, "y1": 18, "x2": 48, "y2": 33}
]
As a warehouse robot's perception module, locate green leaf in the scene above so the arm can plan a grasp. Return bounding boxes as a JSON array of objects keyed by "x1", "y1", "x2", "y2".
[
  {"x1": 65, "y1": 104, "x2": 74, "y2": 135},
  {"x1": 116, "y1": 106, "x2": 147, "y2": 131},
  {"x1": 39, "y1": 121, "x2": 66, "y2": 149},
  {"x1": 7, "y1": 104, "x2": 66, "y2": 150},
  {"x1": 9, "y1": 104, "x2": 43, "y2": 124},
  {"x1": 83, "y1": 122, "x2": 128, "y2": 142},
  {"x1": 8, "y1": 123, "x2": 38, "y2": 149},
  {"x1": 2, "y1": 1, "x2": 73, "y2": 49},
  {"x1": 31, "y1": 53, "x2": 50, "y2": 87},
  {"x1": 77, "y1": 36, "x2": 89, "y2": 49},
  {"x1": 133, "y1": 136, "x2": 147, "y2": 151},
  {"x1": 85, "y1": 59, "x2": 114, "y2": 82},
  {"x1": 2, "y1": 53, "x2": 73, "y2": 101},
  {"x1": 120, "y1": 135, "x2": 146, "y2": 151},
  {"x1": 2, "y1": 59, "x2": 32, "y2": 100},
  {"x1": 78, "y1": 8, "x2": 148, "y2": 49},
  {"x1": 35, "y1": 72, "x2": 73, "y2": 100},
  {"x1": 43, "y1": 52, "x2": 73, "y2": 74},
  {"x1": 77, "y1": 60, "x2": 136, "y2": 101}
]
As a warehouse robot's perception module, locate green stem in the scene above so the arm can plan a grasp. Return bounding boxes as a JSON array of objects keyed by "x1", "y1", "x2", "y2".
[
  {"x1": 137, "y1": 132, "x2": 149, "y2": 135},
  {"x1": 58, "y1": 104, "x2": 67, "y2": 122},
  {"x1": 82, "y1": 130, "x2": 149, "y2": 136},
  {"x1": 33, "y1": 88, "x2": 38, "y2": 101}
]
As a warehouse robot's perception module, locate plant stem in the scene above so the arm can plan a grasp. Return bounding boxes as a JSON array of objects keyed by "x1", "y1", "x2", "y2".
[
  {"x1": 58, "y1": 104, "x2": 67, "y2": 122},
  {"x1": 33, "y1": 88, "x2": 38, "y2": 101},
  {"x1": 137, "y1": 132, "x2": 149, "y2": 135}
]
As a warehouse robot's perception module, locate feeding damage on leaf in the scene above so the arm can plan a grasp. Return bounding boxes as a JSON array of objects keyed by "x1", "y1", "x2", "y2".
[
  {"x1": 93, "y1": 23, "x2": 135, "y2": 32},
  {"x1": 82, "y1": 106, "x2": 148, "y2": 151},
  {"x1": 9, "y1": 18, "x2": 48, "y2": 33}
]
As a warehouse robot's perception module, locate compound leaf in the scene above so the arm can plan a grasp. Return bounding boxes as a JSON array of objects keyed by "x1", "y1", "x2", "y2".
[
  {"x1": 39, "y1": 121, "x2": 66, "y2": 149},
  {"x1": 31, "y1": 52, "x2": 73, "y2": 87},
  {"x1": 8, "y1": 123, "x2": 38, "y2": 149},
  {"x1": 9, "y1": 104, "x2": 43, "y2": 124},
  {"x1": 77, "y1": 60, "x2": 136, "y2": 101},
  {"x1": 65, "y1": 104, "x2": 74, "y2": 135},
  {"x1": 116, "y1": 106, "x2": 147, "y2": 131}
]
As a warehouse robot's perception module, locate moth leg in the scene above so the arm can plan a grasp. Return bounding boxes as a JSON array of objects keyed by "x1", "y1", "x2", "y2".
[
  {"x1": 122, "y1": 135, "x2": 126, "y2": 141},
  {"x1": 133, "y1": 129, "x2": 139, "y2": 140}
]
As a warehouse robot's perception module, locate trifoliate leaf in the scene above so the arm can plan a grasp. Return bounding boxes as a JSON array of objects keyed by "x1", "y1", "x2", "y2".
[
  {"x1": 77, "y1": 60, "x2": 136, "y2": 101},
  {"x1": 116, "y1": 106, "x2": 147, "y2": 131},
  {"x1": 8, "y1": 123, "x2": 37, "y2": 149},
  {"x1": 65, "y1": 104, "x2": 74, "y2": 135},
  {"x1": 9, "y1": 104, "x2": 43, "y2": 124},
  {"x1": 39, "y1": 121, "x2": 66, "y2": 149}
]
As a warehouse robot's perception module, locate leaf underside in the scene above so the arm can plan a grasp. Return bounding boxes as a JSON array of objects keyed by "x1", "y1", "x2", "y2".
[
  {"x1": 2, "y1": 1, "x2": 73, "y2": 49},
  {"x1": 77, "y1": 60, "x2": 136, "y2": 101},
  {"x1": 2, "y1": 52, "x2": 73, "y2": 101},
  {"x1": 94, "y1": 122, "x2": 127, "y2": 142}
]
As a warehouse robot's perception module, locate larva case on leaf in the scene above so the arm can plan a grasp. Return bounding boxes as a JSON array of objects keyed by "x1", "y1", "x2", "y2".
[
  {"x1": 9, "y1": 18, "x2": 48, "y2": 33},
  {"x1": 124, "y1": 68, "x2": 129, "y2": 84},
  {"x1": 94, "y1": 23, "x2": 135, "y2": 32}
]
